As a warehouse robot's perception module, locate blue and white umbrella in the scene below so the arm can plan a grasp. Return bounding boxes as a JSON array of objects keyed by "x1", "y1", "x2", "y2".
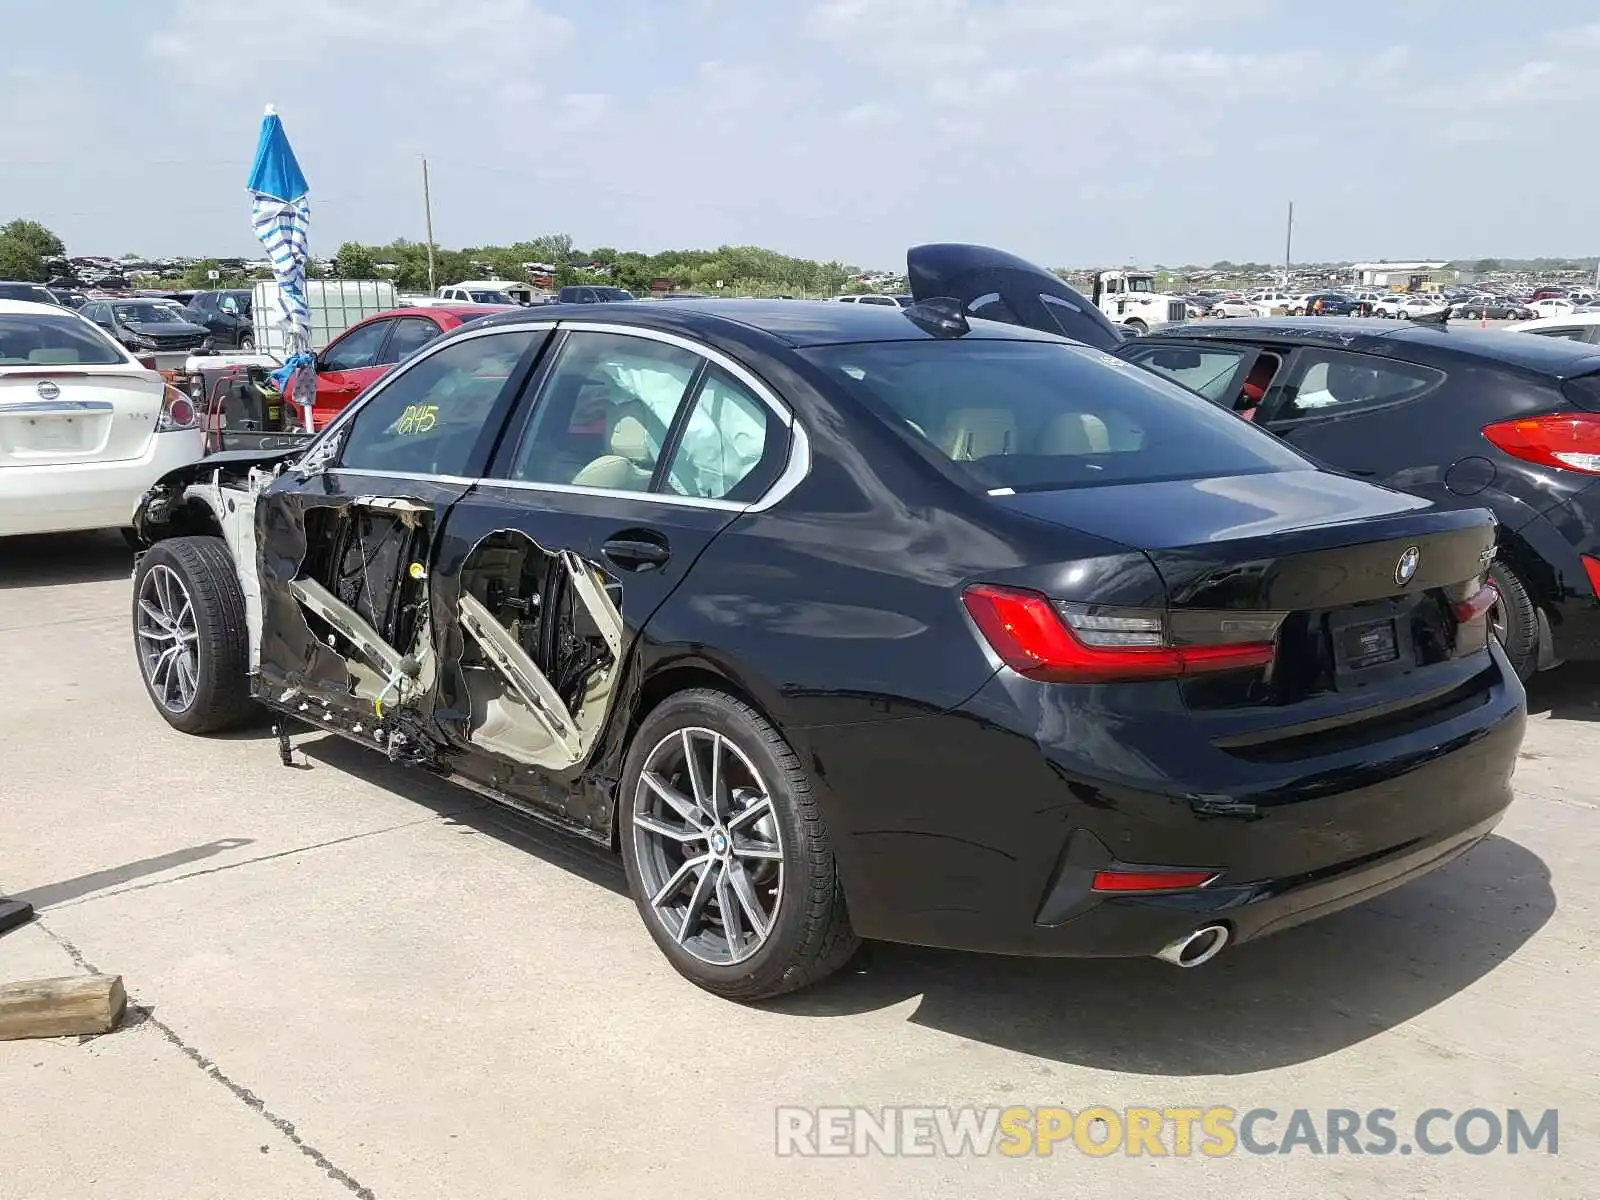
[{"x1": 245, "y1": 104, "x2": 314, "y2": 426}]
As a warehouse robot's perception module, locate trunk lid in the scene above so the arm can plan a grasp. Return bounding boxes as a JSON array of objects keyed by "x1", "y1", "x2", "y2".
[
  {"x1": 0, "y1": 366, "x2": 165, "y2": 467},
  {"x1": 907, "y1": 243, "x2": 1123, "y2": 351},
  {"x1": 995, "y1": 469, "x2": 1500, "y2": 724}
]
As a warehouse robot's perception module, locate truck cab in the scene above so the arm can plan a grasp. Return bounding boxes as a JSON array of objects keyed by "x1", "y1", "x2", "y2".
[{"x1": 1090, "y1": 269, "x2": 1187, "y2": 334}]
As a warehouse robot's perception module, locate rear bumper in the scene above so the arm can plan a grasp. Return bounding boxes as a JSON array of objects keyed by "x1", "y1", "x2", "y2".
[
  {"x1": 0, "y1": 430, "x2": 206, "y2": 537},
  {"x1": 804, "y1": 648, "x2": 1525, "y2": 959}
]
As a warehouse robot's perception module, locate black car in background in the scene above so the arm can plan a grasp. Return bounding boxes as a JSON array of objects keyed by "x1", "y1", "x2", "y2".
[
  {"x1": 556, "y1": 285, "x2": 636, "y2": 303},
  {"x1": 80, "y1": 297, "x2": 211, "y2": 353},
  {"x1": 128, "y1": 291, "x2": 1521, "y2": 999},
  {"x1": 1121, "y1": 322, "x2": 1600, "y2": 678},
  {"x1": 181, "y1": 289, "x2": 255, "y2": 350},
  {"x1": 1292, "y1": 293, "x2": 1358, "y2": 316},
  {"x1": 906, "y1": 246, "x2": 1600, "y2": 681},
  {"x1": 1451, "y1": 298, "x2": 1535, "y2": 320},
  {"x1": 0, "y1": 280, "x2": 61, "y2": 305}
]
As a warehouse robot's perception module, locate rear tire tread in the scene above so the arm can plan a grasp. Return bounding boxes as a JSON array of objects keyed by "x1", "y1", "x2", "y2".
[{"x1": 1488, "y1": 561, "x2": 1539, "y2": 681}]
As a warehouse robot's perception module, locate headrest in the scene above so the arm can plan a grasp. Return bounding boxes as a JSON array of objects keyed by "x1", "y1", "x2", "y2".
[{"x1": 941, "y1": 408, "x2": 1016, "y2": 460}]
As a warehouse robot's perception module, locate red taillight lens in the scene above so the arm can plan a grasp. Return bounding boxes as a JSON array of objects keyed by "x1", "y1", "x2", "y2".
[
  {"x1": 1091, "y1": 868, "x2": 1220, "y2": 893},
  {"x1": 961, "y1": 584, "x2": 1277, "y2": 684},
  {"x1": 137, "y1": 355, "x2": 158, "y2": 370},
  {"x1": 1452, "y1": 581, "x2": 1499, "y2": 622},
  {"x1": 157, "y1": 383, "x2": 196, "y2": 431},
  {"x1": 1482, "y1": 413, "x2": 1600, "y2": 475},
  {"x1": 1583, "y1": 556, "x2": 1600, "y2": 598}
]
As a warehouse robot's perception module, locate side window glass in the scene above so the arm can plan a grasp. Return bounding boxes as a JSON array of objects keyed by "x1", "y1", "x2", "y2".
[
  {"x1": 1275, "y1": 349, "x2": 1442, "y2": 420},
  {"x1": 661, "y1": 367, "x2": 784, "y2": 501},
  {"x1": 1125, "y1": 345, "x2": 1250, "y2": 402},
  {"x1": 377, "y1": 318, "x2": 441, "y2": 365},
  {"x1": 337, "y1": 330, "x2": 534, "y2": 476},
  {"x1": 321, "y1": 321, "x2": 391, "y2": 371},
  {"x1": 1531, "y1": 327, "x2": 1587, "y2": 341},
  {"x1": 508, "y1": 331, "x2": 700, "y2": 492}
]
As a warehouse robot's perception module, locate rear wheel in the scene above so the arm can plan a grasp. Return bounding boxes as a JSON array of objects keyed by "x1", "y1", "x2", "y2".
[
  {"x1": 239, "y1": 334, "x2": 255, "y2": 352},
  {"x1": 620, "y1": 688, "x2": 858, "y2": 1000},
  {"x1": 1487, "y1": 561, "x2": 1539, "y2": 681},
  {"x1": 132, "y1": 536, "x2": 255, "y2": 733},
  {"x1": 1124, "y1": 318, "x2": 1148, "y2": 336}
]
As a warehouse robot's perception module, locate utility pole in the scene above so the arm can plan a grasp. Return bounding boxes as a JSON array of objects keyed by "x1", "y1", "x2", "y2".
[
  {"x1": 1284, "y1": 200, "x2": 1294, "y2": 287},
  {"x1": 420, "y1": 155, "x2": 437, "y2": 294}
]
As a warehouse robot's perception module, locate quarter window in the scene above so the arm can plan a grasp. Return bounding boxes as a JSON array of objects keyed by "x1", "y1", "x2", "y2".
[
  {"x1": 337, "y1": 330, "x2": 535, "y2": 476},
  {"x1": 1272, "y1": 348, "x2": 1443, "y2": 420},
  {"x1": 662, "y1": 367, "x2": 782, "y2": 501},
  {"x1": 509, "y1": 331, "x2": 701, "y2": 492}
]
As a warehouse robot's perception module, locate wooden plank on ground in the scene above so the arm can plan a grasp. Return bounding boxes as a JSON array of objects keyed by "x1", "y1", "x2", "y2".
[{"x1": 0, "y1": 974, "x2": 126, "y2": 1040}]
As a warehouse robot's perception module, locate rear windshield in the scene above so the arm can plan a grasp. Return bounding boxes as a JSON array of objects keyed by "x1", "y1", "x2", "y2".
[
  {"x1": 0, "y1": 283, "x2": 56, "y2": 304},
  {"x1": 0, "y1": 314, "x2": 128, "y2": 366},
  {"x1": 802, "y1": 339, "x2": 1309, "y2": 492}
]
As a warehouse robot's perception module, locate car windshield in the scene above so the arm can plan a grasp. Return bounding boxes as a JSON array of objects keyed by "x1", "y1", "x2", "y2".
[
  {"x1": 468, "y1": 290, "x2": 512, "y2": 304},
  {"x1": 113, "y1": 301, "x2": 189, "y2": 322},
  {"x1": 802, "y1": 339, "x2": 1309, "y2": 493},
  {"x1": 0, "y1": 313, "x2": 127, "y2": 366},
  {"x1": 1126, "y1": 277, "x2": 1155, "y2": 292}
]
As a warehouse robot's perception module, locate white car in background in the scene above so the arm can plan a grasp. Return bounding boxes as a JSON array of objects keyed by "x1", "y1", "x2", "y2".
[
  {"x1": 1509, "y1": 311, "x2": 1600, "y2": 343},
  {"x1": 1209, "y1": 296, "x2": 1255, "y2": 318},
  {"x1": 1247, "y1": 289, "x2": 1295, "y2": 317},
  {"x1": 1391, "y1": 296, "x2": 1447, "y2": 320},
  {"x1": 0, "y1": 300, "x2": 204, "y2": 539},
  {"x1": 1529, "y1": 297, "x2": 1580, "y2": 319}
]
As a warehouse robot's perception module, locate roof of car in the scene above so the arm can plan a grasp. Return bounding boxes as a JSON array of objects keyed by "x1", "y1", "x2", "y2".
[
  {"x1": 475, "y1": 297, "x2": 1069, "y2": 348},
  {"x1": 0, "y1": 299, "x2": 70, "y2": 316},
  {"x1": 360, "y1": 304, "x2": 516, "y2": 324},
  {"x1": 1150, "y1": 316, "x2": 1600, "y2": 377},
  {"x1": 1518, "y1": 312, "x2": 1600, "y2": 330}
]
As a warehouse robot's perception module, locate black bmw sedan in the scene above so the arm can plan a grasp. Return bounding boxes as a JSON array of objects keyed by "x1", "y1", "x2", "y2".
[{"x1": 126, "y1": 296, "x2": 1524, "y2": 999}]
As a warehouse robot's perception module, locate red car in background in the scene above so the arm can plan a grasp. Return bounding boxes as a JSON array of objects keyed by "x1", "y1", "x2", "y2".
[{"x1": 305, "y1": 305, "x2": 512, "y2": 428}]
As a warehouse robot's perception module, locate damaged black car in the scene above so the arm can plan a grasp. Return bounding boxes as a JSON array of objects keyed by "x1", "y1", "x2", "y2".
[{"x1": 129, "y1": 271, "x2": 1524, "y2": 999}]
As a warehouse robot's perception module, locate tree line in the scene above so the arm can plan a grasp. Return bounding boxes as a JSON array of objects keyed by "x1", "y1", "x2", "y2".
[{"x1": 329, "y1": 235, "x2": 863, "y2": 296}]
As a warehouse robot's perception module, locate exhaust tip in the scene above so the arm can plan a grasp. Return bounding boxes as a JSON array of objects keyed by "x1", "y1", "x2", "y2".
[{"x1": 1155, "y1": 923, "x2": 1230, "y2": 968}]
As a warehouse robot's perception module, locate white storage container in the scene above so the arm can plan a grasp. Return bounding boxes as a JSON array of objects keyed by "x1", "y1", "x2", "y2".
[{"x1": 251, "y1": 279, "x2": 399, "y2": 358}]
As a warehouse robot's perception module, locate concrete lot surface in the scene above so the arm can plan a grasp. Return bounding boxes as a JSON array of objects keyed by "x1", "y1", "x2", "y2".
[{"x1": 2, "y1": 531, "x2": 1597, "y2": 1199}]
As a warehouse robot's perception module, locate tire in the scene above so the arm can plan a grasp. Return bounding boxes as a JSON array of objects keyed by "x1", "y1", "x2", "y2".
[
  {"x1": 132, "y1": 536, "x2": 255, "y2": 734},
  {"x1": 239, "y1": 335, "x2": 254, "y2": 352},
  {"x1": 1487, "y1": 562, "x2": 1539, "y2": 681},
  {"x1": 1124, "y1": 318, "x2": 1148, "y2": 336},
  {"x1": 1398, "y1": 310, "x2": 1411, "y2": 320},
  {"x1": 620, "y1": 688, "x2": 858, "y2": 1001}
]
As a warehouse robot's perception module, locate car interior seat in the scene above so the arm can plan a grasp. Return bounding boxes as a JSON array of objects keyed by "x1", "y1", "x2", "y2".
[
  {"x1": 1038, "y1": 412, "x2": 1111, "y2": 455},
  {"x1": 571, "y1": 396, "x2": 659, "y2": 490},
  {"x1": 939, "y1": 408, "x2": 1017, "y2": 460}
]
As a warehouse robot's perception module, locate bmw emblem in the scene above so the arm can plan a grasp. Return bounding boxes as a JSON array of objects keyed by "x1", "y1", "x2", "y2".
[
  {"x1": 1395, "y1": 546, "x2": 1421, "y2": 587},
  {"x1": 35, "y1": 380, "x2": 60, "y2": 401}
]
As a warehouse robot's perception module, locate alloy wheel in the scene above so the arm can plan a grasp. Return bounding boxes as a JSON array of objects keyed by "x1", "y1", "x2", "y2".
[
  {"x1": 136, "y1": 563, "x2": 200, "y2": 713},
  {"x1": 631, "y1": 726, "x2": 785, "y2": 966}
]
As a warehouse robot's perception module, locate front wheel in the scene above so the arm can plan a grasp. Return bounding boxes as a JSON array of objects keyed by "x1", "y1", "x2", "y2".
[
  {"x1": 1124, "y1": 318, "x2": 1148, "y2": 336},
  {"x1": 620, "y1": 688, "x2": 858, "y2": 1000},
  {"x1": 132, "y1": 536, "x2": 255, "y2": 733},
  {"x1": 238, "y1": 335, "x2": 255, "y2": 352}
]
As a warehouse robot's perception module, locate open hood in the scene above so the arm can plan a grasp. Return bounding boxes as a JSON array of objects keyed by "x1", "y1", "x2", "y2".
[{"x1": 906, "y1": 243, "x2": 1122, "y2": 351}]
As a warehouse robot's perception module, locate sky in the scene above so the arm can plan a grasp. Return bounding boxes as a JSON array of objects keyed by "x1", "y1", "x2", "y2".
[{"x1": 3, "y1": 0, "x2": 1599, "y2": 270}]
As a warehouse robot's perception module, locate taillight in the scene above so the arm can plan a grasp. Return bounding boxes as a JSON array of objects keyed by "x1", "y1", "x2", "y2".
[
  {"x1": 1583, "y1": 556, "x2": 1600, "y2": 598},
  {"x1": 157, "y1": 383, "x2": 196, "y2": 431},
  {"x1": 137, "y1": 355, "x2": 159, "y2": 371},
  {"x1": 961, "y1": 584, "x2": 1279, "y2": 684},
  {"x1": 1451, "y1": 581, "x2": 1499, "y2": 622},
  {"x1": 1091, "y1": 868, "x2": 1220, "y2": 893},
  {"x1": 1482, "y1": 412, "x2": 1600, "y2": 475}
]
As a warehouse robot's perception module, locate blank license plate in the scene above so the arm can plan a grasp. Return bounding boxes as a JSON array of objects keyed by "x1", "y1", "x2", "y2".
[{"x1": 1339, "y1": 618, "x2": 1399, "y2": 670}]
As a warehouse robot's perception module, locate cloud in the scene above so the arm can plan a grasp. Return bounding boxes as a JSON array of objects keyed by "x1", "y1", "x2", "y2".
[
  {"x1": 148, "y1": 0, "x2": 572, "y2": 84},
  {"x1": 556, "y1": 93, "x2": 610, "y2": 128},
  {"x1": 839, "y1": 103, "x2": 899, "y2": 127}
]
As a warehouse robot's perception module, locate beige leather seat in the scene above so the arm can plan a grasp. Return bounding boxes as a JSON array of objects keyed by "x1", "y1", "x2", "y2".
[
  {"x1": 571, "y1": 400, "x2": 658, "y2": 490},
  {"x1": 1039, "y1": 412, "x2": 1111, "y2": 455},
  {"x1": 939, "y1": 408, "x2": 1016, "y2": 461}
]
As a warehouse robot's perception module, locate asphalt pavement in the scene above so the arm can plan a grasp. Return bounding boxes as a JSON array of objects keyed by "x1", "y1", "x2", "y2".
[{"x1": 1, "y1": 530, "x2": 1596, "y2": 1199}]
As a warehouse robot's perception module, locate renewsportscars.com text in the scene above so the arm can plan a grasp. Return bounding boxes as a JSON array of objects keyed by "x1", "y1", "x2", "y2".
[{"x1": 775, "y1": 1106, "x2": 1559, "y2": 1158}]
